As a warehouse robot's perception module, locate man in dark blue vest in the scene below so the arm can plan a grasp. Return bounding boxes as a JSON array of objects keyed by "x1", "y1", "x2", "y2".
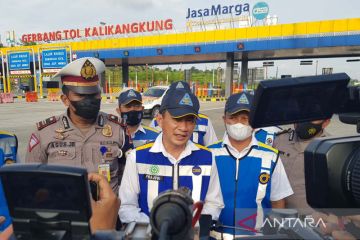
[{"x1": 119, "y1": 88, "x2": 224, "y2": 224}]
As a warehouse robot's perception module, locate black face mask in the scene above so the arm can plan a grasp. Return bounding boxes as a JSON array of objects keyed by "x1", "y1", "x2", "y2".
[
  {"x1": 295, "y1": 121, "x2": 323, "y2": 140},
  {"x1": 121, "y1": 110, "x2": 143, "y2": 126},
  {"x1": 70, "y1": 96, "x2": 101, "y2": 120}
]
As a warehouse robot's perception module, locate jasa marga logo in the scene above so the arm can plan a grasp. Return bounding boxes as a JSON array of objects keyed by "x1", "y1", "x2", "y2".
[{"x1": 186, "y1": 3, "x2": 250, "y2": 19}]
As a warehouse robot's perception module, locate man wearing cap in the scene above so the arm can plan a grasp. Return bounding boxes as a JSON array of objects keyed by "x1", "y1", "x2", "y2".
[
  {"x1": 117, "y1": 89, "x2": 159, "y2": 148},
  {"x1": 25, "y1": 57, "x2": 133, "y2": 193},
  {"x1": 149, "y1": 81, "x2": 218, "y2": 146},
  {"x1": 119, "y1": 88, "x2": 224, "y2": 226},
  {"x1": 208, "y1": 92, "x2": 293, "y2": 238}
]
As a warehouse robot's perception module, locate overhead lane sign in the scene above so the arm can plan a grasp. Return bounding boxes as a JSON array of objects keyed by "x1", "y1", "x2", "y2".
[
  {"x1": 42, "y1": 49, "x2": 67, "y2": 72},
  {"x1": 8, "y1": 52, "x2": 31, "y2": 74}
]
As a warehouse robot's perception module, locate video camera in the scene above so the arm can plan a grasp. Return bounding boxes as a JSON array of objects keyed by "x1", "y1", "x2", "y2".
[
  {"x1": 0, "y1": 164, "x2": 198, "y2": 240},
  {"x1": 250, "y1": 72, "x2": 360, "y2": 216}
]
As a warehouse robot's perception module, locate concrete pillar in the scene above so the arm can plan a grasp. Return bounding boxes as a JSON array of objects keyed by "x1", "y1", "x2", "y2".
[
  {"x1": 241, "y1": 52, "x2": 249, "y2": 84},
  {"x1": 225, "y1": 52, "x2": 234, "y2": 98},
  {"x1": 122, "y1": 59, "x2": 129, "y2": 87}
]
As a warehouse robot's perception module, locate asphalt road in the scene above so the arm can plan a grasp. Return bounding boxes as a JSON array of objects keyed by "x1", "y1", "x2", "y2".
[{"x1": 0, "y1": 99, "x2": 357, "y2": 161}]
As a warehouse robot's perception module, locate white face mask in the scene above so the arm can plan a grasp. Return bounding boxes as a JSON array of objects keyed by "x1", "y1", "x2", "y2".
[{"x1": 226, "y1": 123, "x2": 253, "y2": 141}]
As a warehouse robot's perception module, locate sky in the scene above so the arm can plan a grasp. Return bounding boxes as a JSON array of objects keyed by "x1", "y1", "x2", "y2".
[{"x1": 1, "y1": 0, "x2": 360, "y2": 79}]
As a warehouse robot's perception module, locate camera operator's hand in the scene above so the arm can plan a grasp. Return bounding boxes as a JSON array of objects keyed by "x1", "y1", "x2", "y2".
[
  {"x1": 88, "y1": 173, "x2": 120, "y2": 233},
  {"x1": 313, "y1": 213, "x2": 360, "y2": 240},
  {"x1": 330, "y1": 215, "x2": 360, "y2": 240}
]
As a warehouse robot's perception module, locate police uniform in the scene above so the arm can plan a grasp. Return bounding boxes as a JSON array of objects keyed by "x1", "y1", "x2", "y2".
[
  {"x1": 0, "y1": 131, "x2": 17, "y2": 232},
  {"x1": 273, "y1": 129, "x2": 328, "y2": 214},
  {"x1": 209, "y1": 93, "x2": 293, "y2": 238},
  {"x1": 149, "y1": 113, "x2": 218, "y2": 146},
  {"x1": 25, "y1": 57, "x2": 132, "y2": 193},
  {"x1": 119, "y1": 87, "x2": 224, "y2": 223}
]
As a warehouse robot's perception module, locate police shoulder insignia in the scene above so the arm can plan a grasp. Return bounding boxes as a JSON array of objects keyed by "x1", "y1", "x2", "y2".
[
  {"x1": 275, "y1": 128, "x2": 292, "y2": 137},
  {"x1": 37, "y1": 116, "x2": 57, "y2": 130},
  {"x1": 108, "y1": 114, "x2": 125, "y2": 127},
  {"x1": 108, "y1": 114, "x2": 119, "y2": 123},
  {"x1": 259, "y1": 172, "x2": 270, "y2": 184},
  {"x1": 80, "y1": 59, "x2": 96, "y2": 80}
]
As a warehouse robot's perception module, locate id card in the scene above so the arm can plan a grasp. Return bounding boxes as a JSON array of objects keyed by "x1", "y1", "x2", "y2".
[{"x1": 98, "y1": 164, "x2": 111, "y2": 182}]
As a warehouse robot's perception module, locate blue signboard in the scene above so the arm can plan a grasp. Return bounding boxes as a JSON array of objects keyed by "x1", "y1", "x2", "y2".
[
  {"x1": 252, "y1": 2, "x2": 269, "y2": 20},
  {"x1": 42, "y1": 49, "x2": 67, "y2": 69},
  {"x1": 8, "y1": 52, "x2": 30, "y2": 70}
]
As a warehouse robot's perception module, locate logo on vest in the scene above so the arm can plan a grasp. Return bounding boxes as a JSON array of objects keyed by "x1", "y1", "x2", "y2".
[
  {"x1": 266, "y1": 137, "x2": 273, "y2": 145},
  {"x1": 259, "y1": 172, "x2": 270, "y2": 184},
  {"x1": 149, "y1": 165, "x2": 160, "y2": 175},
  {"x1": 192, "y1": 166, "x2": 202, "y2": 176}
]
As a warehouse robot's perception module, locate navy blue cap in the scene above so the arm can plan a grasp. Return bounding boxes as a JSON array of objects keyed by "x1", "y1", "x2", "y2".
[
  {"x1": 225, "y1": 92, "x2": 253, "y2": 114},
  {"x1": 169, "y1": 81, "x2": 191, "y2": 92},
  {"x1": 118, "y1": 89, "x2": 142, "y2": 105},
  {"x1": 160, "y1": 89, "x2": 199, "y2": 118}
]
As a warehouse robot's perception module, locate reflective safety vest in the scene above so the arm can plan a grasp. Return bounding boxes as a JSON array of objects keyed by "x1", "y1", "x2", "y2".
[
  {"x1": 208, "y1": 141, "x2": 279, "y2": 236},
  {"x1": 0, "y1": 131, "x2": 18, "y2": 164},
  {"x1": 255, "y1": 127, "x2": 282, "y2": 147},
  {"x1": 135, "y1": 142, "x2": 213, "y2": 216},
  {"x1": 151, "y1": 113, "x2": 209, "y2": 145},
  {"x1": 132, "y1": 125, "x2": 159, "y2": 148},
  {"x1": 0, "y1": 131, "x2": 18, "y2": 231}
]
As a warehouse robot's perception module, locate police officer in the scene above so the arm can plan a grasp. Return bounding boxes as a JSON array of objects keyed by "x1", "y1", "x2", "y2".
[
  {"x1": 273, "y1": 119, "x2": 330, "y2": 214},
  {"x1": 119, "y1": 88, "x2": 224, "y2": 224},
  {"x1": 25, "y1": 57, "x2": 132, "y2": 193},
  {"x1": 116, "y1": 89, "x2": 159, "y2": 148},
  {"x1": 208, "y1": 92, "x2": 293, "y2": 238},
  {"x1": 149, "y1": 81, "x2": 218, "y2": 146}
]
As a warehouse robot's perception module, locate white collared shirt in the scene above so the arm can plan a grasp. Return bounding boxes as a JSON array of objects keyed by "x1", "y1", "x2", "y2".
[
  {"x1": 222, "y1": 132, "x2": 293, "y2": 201},
  {"x1": 119, "y1": 133, "x2": 224, "y2": 223},
  {"x1": 130, "y1": 124, "x2": 146, "y2": 139}
]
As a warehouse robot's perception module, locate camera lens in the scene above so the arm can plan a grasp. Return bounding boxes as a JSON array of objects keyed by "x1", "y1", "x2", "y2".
[{"x1": 345, "y1": 147, "x2": 360, "y2": 205}]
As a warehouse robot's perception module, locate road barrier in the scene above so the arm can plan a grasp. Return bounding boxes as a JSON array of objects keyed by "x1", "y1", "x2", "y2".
[
  {"x1": 0, "y1": 93, "x2": 14, "y2": 103},
  {"x1": 25, "y1": 92, "x2": 38, "y2": 102}
]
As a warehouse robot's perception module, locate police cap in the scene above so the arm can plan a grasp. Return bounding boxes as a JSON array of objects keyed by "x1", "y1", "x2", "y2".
[{"x1": 53, "y1": 57, "x2": 105, "y2": 94}]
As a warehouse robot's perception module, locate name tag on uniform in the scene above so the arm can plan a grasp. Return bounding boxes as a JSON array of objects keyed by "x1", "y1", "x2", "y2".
[
  {"x1": 144, "y1": 174, "x2": 163, "y2": 181},
  {"x1": 98, "y1": 164, "x2": 111, "y2": 182}
]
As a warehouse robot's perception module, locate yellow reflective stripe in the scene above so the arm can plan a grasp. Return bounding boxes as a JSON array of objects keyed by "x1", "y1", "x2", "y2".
[
  {"x1": 0, "y1": 131, "x2": 15, "y2": 136},
  {"x1": 194, "y1": 143, "x2": 210, "y2": 152},
  {"x1": 136, "y1": 142, "x2": 154, "y2": 151},
  {"x1": 258, "y1": 142, "x2": 279, "y2": 154},
  {"x1": 142, "y1": 126, "x2": 160, "y2": 133},
  {"x1": 198, "y1": 113, "x2": 208, "y2": 119}
]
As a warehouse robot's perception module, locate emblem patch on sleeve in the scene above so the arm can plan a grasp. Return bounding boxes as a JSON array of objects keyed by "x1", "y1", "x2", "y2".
[{"x1": 28, "y1": 134, "x2": 40, "y2": 152}]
